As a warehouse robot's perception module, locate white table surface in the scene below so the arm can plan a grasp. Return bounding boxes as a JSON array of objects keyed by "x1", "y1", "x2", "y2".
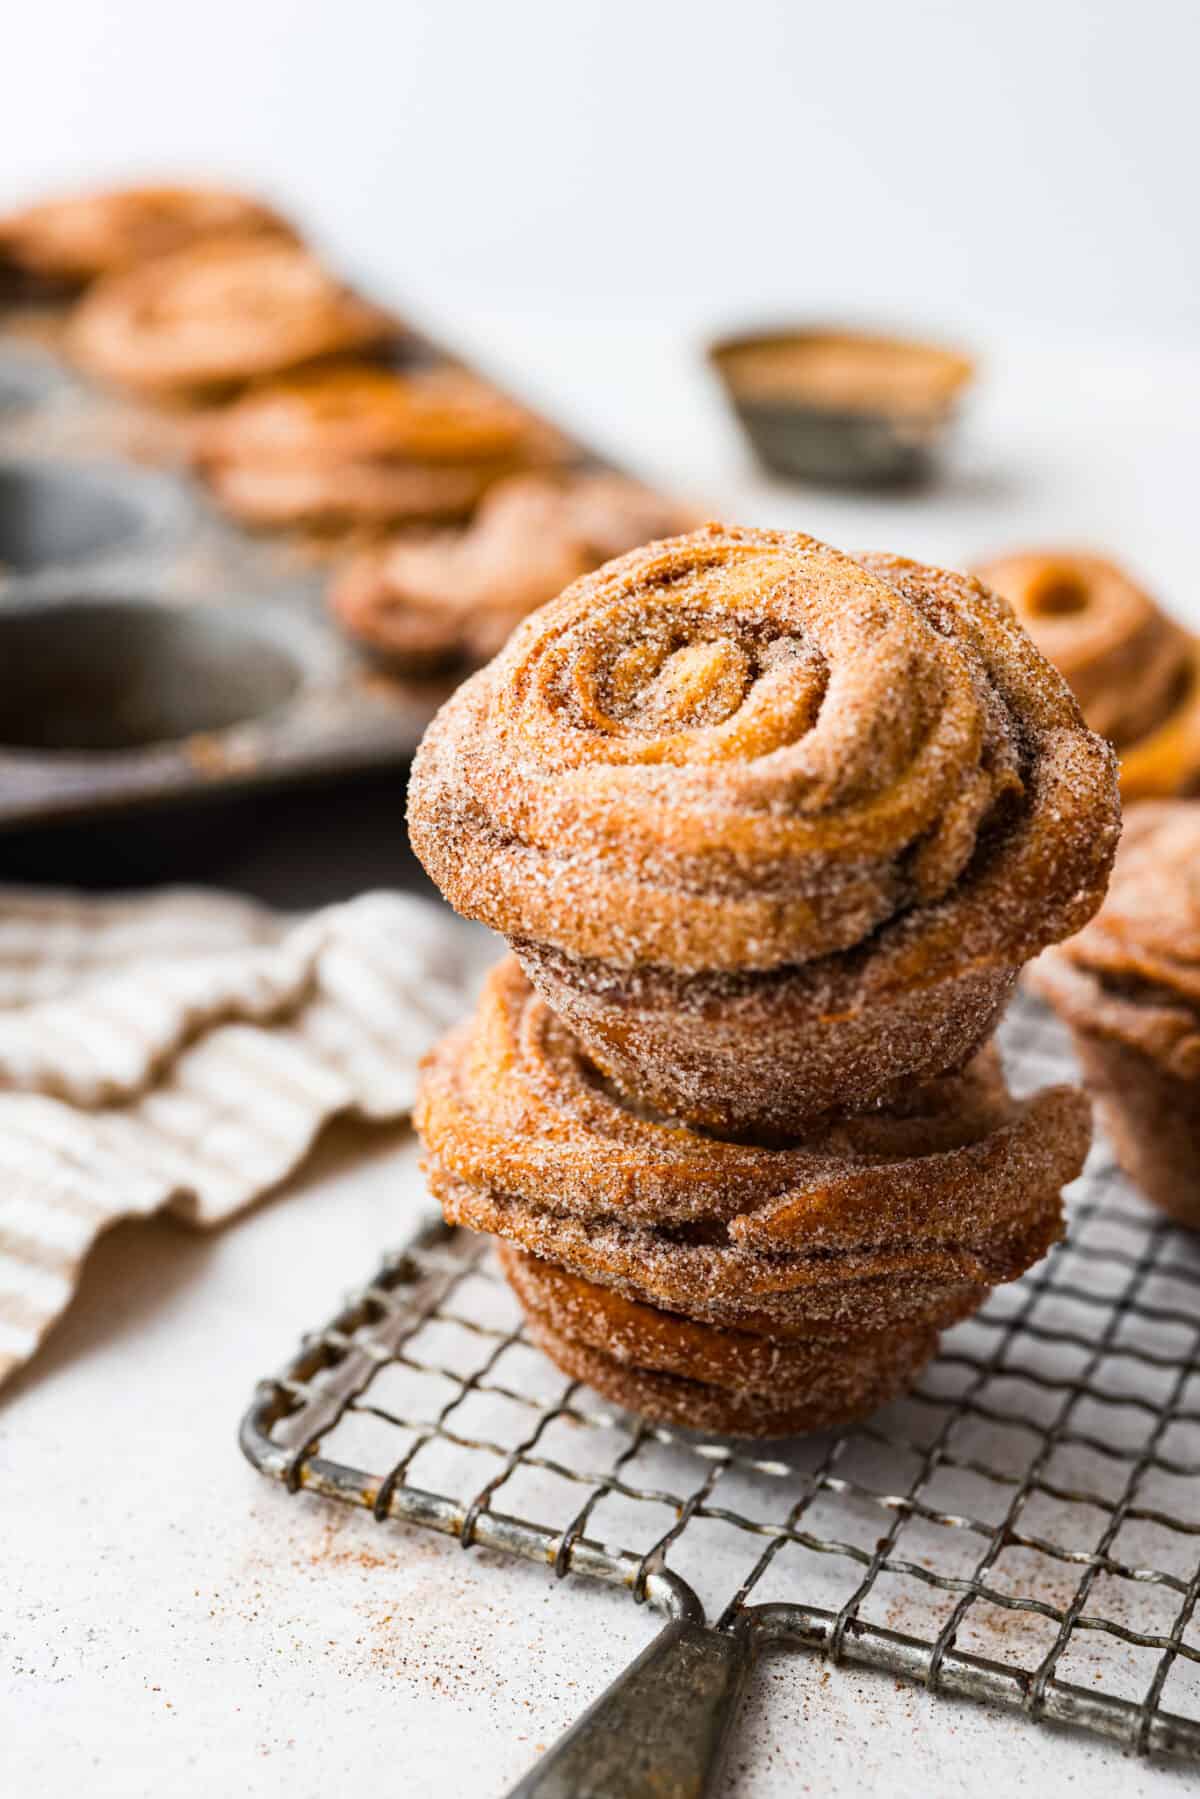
[{"x1": 4, "y1": 317, "x2": 1200, "y2": 1798}]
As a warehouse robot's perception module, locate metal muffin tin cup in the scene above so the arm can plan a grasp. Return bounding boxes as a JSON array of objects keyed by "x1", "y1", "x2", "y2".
[
  {"x1": 0, "y1": 569, "x2": 457, "y2": 830},
  {"x1": 0, "y1": 305, "x2": 563, "y2": 833},
  {"x1": 0, "y1": 592, "x2": 310, "y2": 753},
  {"x1": 709, "y1": 325, "x2": 975, "y2": 487},
  {"x1": 0, "y1": 455, "x2": 189, "y2": 582},
  {"x1": 0, "y1": 347, "x2": 61, "y2": 418}
]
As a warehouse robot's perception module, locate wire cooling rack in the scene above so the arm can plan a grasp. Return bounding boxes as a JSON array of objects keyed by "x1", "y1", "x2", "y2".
[{"x1": 240, "y1": 995, "x2": 1200, "y2": 1794}]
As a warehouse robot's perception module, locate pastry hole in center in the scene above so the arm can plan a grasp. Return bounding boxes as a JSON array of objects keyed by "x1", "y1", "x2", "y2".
[{"x1": 1028, "y1": 571, "x2": 1090, "y2": 616}]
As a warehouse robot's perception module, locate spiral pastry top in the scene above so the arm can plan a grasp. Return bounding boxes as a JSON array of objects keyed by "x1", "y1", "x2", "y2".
[
  {"x1": 0, "y1": 183, "x2": 294, "y2": 285},
  {"x1": 330, "y1": 471, "x2": 701, "y2": 670},
  {"x1": 191, "y1": 364, "x2": 564, "y2": 527},
  {"x1": 417, "y1": 959, "x2": 1090, "y2": 1331},
  {"x1": 68, "y1": 236, "x2": 397, "y2": 395},
  {"x1": 192, "y1": 365, "x2": 545, "y2": 469},
  {"x1": 1030, "y1": 801, "x2": 1200, "y2": 1080},
  {"x1": 409, "y1": 524, "x2": 1120, "y2": 978},
  {"x1": 974, "y1": 549, "x2": 1195, "y2": 752}
]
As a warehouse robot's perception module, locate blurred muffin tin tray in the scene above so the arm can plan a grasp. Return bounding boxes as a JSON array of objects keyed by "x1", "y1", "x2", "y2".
[{"x1": 0, "y1": 321, "x2": 580, "y2": 831}]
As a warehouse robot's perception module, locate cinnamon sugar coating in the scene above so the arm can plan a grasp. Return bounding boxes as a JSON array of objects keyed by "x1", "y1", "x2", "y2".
[
  {"x1": 1030, "y1": 803, "x2": 1200, "y2": 1078},
  {"x1": 409, "y1": 524, "x2": 1120, "y2": 1131},
  {"x1": 205, "y1": 458, "x2": 516, "y2": 531},
  {"x1": 191, "y1": 364, "x2": 564, "y2": 529},
  {"x1": 499, "y1": 1244, "x2": 969, "y2": 1376},
  {"x1": 410, "y1": 524, "x2": 1108, "y2": 1430},
  {"x1": 330, "y1": 472, "x2": 701, "y2": 671},
  {"x1": 193, "y1": 365, "x2": 543, "y2": 467},
  {"x1": 410, "y1": 526, "x2": 1118, "y2": 974},
  {"x1": 515, "y1": 938, "x2": 1017, "y2": 1137},
  {"x1": 1030, "y1": 802, "x2": 1200, "y2": 1226},
  {"x1": 505, "y1": 1248, "x2": 946, "y2": 1437},
  {"x1": 975, "y1": 549, "x2": 1200, "y2": 799},
  {"x1": 0, "y1": 185, "x2": 294, "y2": 286},
  {"x1": 714, "y1": 331, "x2": 973, "y2": 418},
  {"x1": 68, "y1": 236, "x2": 397, "y2": 397},
  {"x1": 417, "y1": 959, "x2": 1089, "y2": 1340}
]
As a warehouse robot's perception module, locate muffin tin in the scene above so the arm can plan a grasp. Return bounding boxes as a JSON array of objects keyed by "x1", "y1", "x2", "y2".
[
  {"x1": 709, "y1": 325, "x2": 974, "y2": 487},
  {"x1": 0, "y1": 348, "x2": 58, "y2": 419},
  {"x1": 0, "y1": 315, "x2": 587, "y2": 833}
]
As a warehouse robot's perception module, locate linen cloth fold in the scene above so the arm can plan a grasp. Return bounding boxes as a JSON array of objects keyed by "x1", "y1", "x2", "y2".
[{"x1": 0, "y1": 885, "x2": 475, "y2": 1386}]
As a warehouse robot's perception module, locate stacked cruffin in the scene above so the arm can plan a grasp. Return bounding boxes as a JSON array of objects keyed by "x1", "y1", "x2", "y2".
[{"x1": 410, "y1": 525, "x2": 1121, "y2": 1437}]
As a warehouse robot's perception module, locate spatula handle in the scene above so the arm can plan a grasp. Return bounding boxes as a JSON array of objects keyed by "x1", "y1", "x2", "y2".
[{"x1": 504, "y1": 1617, "x2": 754, "y2": 1799}]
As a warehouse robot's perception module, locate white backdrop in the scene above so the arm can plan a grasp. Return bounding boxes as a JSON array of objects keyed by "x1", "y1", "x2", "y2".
[
  {"x1": 3, "y1": 0, "x2": 1198, "y2": 345},
  {"x1": 3, "y1": 0, "x2": 1199, "y2": 627},
  {"x1": 5, "y1": 17, "x2": 1200, "y2": 1798}
]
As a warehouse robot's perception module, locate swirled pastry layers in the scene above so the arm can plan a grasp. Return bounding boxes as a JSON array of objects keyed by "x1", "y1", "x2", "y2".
[
  {"x1": 68, "y1": 236, "x2": 397, "y2": 397},
  {"x1": 192, "y1": 365, "x2": 564, "y2": 529},
  {"x1": 514, "y1": 941, "x2": 1019, "y2": 1140},
  {"x1": 0, "y1": 185, "x2": 294, "y2": 287},
  {"x1": 500, "y1": 1246, "x2": 947, "y2": 1435},
  {"x1": 330, "y1": 472, "x2": 701, "y2": 670},
  {"x1": 418, "y1": 961, "x2": 1090, "y2": 1433},
  {"x1": 194, "y1": 365, "x2": 542, "y2": 467},
  {"x1": 1030, "y1": 802, "x2": 1200, "y2": 1226},
  {"x1": 975, "y1": 549, "x2": 1200, "y2": 800},
  {"x1": 409, "y1": 525, "x2": 1120, "y2": 1132}
]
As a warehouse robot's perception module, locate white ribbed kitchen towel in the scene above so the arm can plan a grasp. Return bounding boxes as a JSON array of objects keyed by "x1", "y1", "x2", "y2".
[{"x1": 0, "y1": 885, "x2": 475, "y2": 1386}]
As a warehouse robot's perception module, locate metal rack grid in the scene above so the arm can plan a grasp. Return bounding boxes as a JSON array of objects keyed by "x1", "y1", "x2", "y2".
[{"x1": 240, "y1": 995, "x2": 1200, "y2": 1785}]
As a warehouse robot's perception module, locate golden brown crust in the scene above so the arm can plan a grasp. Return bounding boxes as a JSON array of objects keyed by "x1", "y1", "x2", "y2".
[
  {"x1": 202, "y1": 454, "x2": 519, "y2": 531},
  {"x1": 975, "y1": 549, "x2": 1200, "y2": 797},
  {"x1": 1029, "y1": 801, "x2": 1200, "y2": 1079},
  {"x1": 1028, "y1": 801, "x2": 1200, "y2": 1225},
  {"x1": 0, "y1": 184, "x2": 294, "y2": 285},
  {"x1": 442, "y1": 1168, "x2": 1062, "y2": 1330},
  {"x1": 409, "y1": 525, "x2": 1119, "y2": 1129},
  {"x1": 409, "y1": 526, "x2": 1119, "y2": 978},
  {"x1": 1117, "y1": 642, "x2": 1200, "y2": 801},
  {"x1": 67, "y1": 236, "x2": 397, "y2": 396},
  {"x1": 497, "y1": 1242, "x2": 980, "y2": 1355},
  {"x1": 514, "y1": 1284, "x2": 943, "y2": 1437},
  {"x1": 522, "y1": 1312, "x2": 930, "y2": 1436},
  {"x1": 512, "y1": 936, "x2": 1017, "y2": 1136},
  {"x1": 1052, "y1": 1031, "x2": 1200, "y2": 1230},
  {"x1": 330, "y1": 472, "x2": 702, "y2": 670},
  {"x1": 192, "y1": 365, "x2": 544, "y2": 468},
  {"x1": 417, "y1": 958, "x2": 1088, "y2": 1332},
  {"x1": 713, "y1": 330, "x2": 973, "y2": 418},
  {"x1": 191, "y1": 365, "x2": 566, "y2": 529},
  {"x1": 408, "y1": 524, "x2": 1108, "y2": 1432}
]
